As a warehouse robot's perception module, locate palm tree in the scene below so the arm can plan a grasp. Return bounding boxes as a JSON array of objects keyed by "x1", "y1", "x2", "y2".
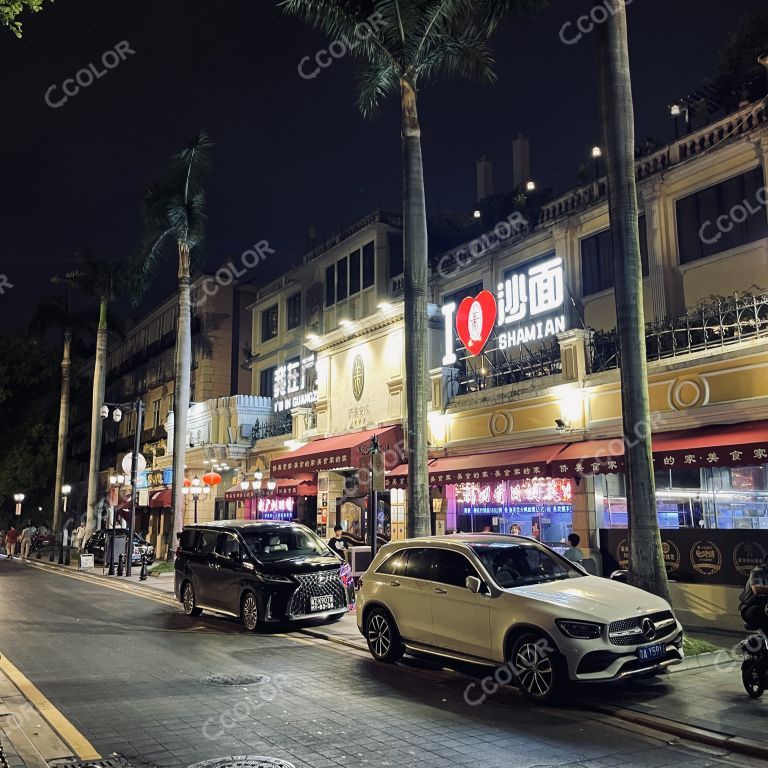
[
  {"x1": 282, "y1": 0, "x2": 501, "y2": 537},
  {"x1": 596, "y1": 2, "x2": 669, "y2": 600},
  {"x1": 132, "y1": 131, "x2": 212, "y2": 555},
  {"x1": 59, "y1": 256, "x2": 119, "y2": 540},
  {"x1": 29, "y1": 292, "x2": 90, "y2": 534}
]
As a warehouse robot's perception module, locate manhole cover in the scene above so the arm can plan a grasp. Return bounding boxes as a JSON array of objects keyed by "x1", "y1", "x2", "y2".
[
  {"x1": 50, "y1": 758, "x2": 134, "y2": 768},
  {"x1": 200, "y1": 674, "x2": 271, "y2": 687},
  {"x1": 188, "y1": 759, "x2": 295, "y2": 768}
]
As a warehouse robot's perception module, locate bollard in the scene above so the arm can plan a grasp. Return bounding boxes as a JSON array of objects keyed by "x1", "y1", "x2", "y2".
[
  {"x1": 64, "y1": 545, "x2": 71, "y2": 566},
  {"x1": 117, "y1": 553, "x2": 125, "y2": 577},
  {"x1": 49, "y1": 539, "x2": 55, "y2": 561},
  {"x1": 139, "y1": 553, "x2": 148, "y2": 581}
]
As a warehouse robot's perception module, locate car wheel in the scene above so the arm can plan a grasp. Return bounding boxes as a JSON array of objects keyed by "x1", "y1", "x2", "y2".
[
  {"x1": 241, "y1": 591, "x2": 260, "y2": 632},
  {"x1": 510, "y1": 633, "x2": 563, "y2": 704},
  {"x1": 182, "y1": 582, "x2": 202, "y2": 617},
  {"x1": 365, "y1": 608, "x2": 404, "y2": 663}
]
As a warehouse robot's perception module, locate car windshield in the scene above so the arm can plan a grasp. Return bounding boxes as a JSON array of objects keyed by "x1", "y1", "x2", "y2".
[
  {"x1": 241, "y1": 526, "x2": 332, "y2": 562},
  {"x1": 468, "y1": 541, "x2": 583, "y2": 589}
]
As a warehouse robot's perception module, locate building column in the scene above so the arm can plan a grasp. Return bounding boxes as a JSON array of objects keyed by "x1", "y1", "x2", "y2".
[
  {"x1": 552, "y1": 222, "x2": 584, "y2": 332},
  {"x1": 557, "y1": 328, "x2": 591, "y2": 382},
  {"x1": 760, "y1": 137, "x2": 768, "y2": 228},
  {"x1": 640, "y1": 179, "x2": 683, "y2": 320}
]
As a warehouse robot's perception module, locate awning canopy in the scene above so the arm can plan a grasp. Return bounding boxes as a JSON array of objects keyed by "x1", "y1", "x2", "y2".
[
  {"x1": 271, "y1": 425, "x2": 404, "y2": 478},
  {"x1": 385, "y1": 446, "x2": 566, "y2": 488},
  {"x1": 550, "y1": 420, "x2": 768, "y2": 477},
  {"x1": 148, "y1": 489, "x2": 172, "y2": 508}
]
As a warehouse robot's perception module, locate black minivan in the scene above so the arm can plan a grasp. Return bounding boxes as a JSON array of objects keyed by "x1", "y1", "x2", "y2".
[{"x1": 174, "y1": 520, "x2": 348, "y2": 630}]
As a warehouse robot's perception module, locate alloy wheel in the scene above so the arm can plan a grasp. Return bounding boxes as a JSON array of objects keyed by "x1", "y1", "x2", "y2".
[
  {"x1": 367, "y1": 613, "x2": 392, "y2": 659},
  {"x1": 514, "y1": 640, "x2": 554, "y2": 699},
  {"x1": 242, "y1": 593, "x2": 259, "y2": 631},
  {"x1": 183, "y1": 584, "x2": 195, "y2": 615}
]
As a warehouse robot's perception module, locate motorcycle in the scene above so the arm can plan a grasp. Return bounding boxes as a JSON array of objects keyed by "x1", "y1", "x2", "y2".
[{"x1": 741, "y1": 628, "x2": 768, "y2": 698}]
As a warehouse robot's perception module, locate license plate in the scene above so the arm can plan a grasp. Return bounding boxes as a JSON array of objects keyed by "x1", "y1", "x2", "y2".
[
  {"x1": 310, "y1": 594, "x2": 335, "y2": 612},
  {"x1": 637, "y1": 642, "x2": 665, "y2": 661}
]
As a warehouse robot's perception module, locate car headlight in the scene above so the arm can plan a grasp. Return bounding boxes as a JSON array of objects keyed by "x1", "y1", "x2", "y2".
[
  {"x1": 555, "y1": 619, "x2": 604, "y2": 639},
  {"x1": 263, "y1": 573, "x2": 293, "y2": 583}
]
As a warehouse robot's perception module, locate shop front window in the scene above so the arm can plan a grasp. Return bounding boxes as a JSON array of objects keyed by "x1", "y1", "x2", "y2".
[
  {"x1": 447, "y1": 478, "x2": 574, "y2": 547},
  {"x1": 598, "y1": 464, "x2": 768, "y2": 530}
]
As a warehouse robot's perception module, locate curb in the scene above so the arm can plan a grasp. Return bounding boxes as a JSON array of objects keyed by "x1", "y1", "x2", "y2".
[
  {"x1": 671, "y1": 648, "x2": 736, "y2": 672},
  {"x1": 593, "y1": 704, "x2": 768, "y2": 761}
]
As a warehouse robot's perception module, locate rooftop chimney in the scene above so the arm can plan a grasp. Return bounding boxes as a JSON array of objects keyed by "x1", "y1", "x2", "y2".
[
  {"x1": 476, "y1": 155, "x2": 494, "y2": 202},
  {"x1": 512, "y1": 134, "x2": 530, "y2": 191}
]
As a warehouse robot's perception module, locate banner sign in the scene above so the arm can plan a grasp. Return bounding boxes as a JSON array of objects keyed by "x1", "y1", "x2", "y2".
[
  {"x1": 136, "y1": 468, "x2": 172, "y2": 489},
  {"x1": 600, "y1": 528, "x2": 768, "y2": 586}
]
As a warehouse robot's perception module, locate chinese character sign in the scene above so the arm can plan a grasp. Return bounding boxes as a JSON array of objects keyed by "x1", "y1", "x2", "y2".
[{"x1": 273, "y1": 354, "x2": 318, "y2": 412}]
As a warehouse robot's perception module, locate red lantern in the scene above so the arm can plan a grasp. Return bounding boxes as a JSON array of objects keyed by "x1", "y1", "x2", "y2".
[
  {"x1": 202, "y1": 471, "x2": 222, "y2": 487},
  {"x1": 183, "y1": 477, "x2": 192, "y2": 488}
]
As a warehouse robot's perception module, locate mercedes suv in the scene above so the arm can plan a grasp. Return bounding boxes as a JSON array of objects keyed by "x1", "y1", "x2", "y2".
[
  {"x1": 174, "y1": 520, "x2": 349, "y2": 630},
  {"x1": 356, "y1": 535, "x2": 684, "y2": 703}
]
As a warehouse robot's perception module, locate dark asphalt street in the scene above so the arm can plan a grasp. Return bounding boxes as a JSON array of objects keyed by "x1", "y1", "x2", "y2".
[{"x1": 0, "y1": 560, "x2": 756, "y2": 768}]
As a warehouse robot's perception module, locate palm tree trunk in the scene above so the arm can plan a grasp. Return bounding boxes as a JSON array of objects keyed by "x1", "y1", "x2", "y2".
[
  {"x1": 169, "y1": 241, "x2": 192, "y2": 557},
  {"x1": 85, "y1": 299, "x2": 108, "y2": 539},
  {"x1": 597, "y1": 0, "x2": 669, "y2": 600},
  {"x1": 401, "y1": 78, "x2": 430, "y2": 538},
  {"x1": 52, "y1": 330, "x2": 72, "y2": 533}
]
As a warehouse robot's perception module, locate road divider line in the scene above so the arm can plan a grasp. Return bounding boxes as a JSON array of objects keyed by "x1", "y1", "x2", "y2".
[{"x1": 0, "y1": 654, "x2": 100, "y2": 761}]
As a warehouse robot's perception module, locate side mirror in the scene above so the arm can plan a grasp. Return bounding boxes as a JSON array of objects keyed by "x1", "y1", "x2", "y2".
[{"x1": 465, "y1": 575, "x2": 482, "y2": 594}]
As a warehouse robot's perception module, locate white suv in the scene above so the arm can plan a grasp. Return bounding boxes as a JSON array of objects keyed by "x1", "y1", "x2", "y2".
[{"x1": 356, "y1": 535, "x2": 683, "y2": 703}]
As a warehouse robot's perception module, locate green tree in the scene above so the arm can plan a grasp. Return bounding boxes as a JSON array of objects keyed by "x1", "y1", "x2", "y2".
[
  {"x1": 132, "y1": 131, "x2": 212, "y2": 555},
  {"x1": 596, "y1": 1, "x2": 669, "y2": 599},
  {"x1": 1, "y1": 0, "x2": 52, "y2": 37},
  {"x1": 282, "y1": 0, "x2": 505, "y2": 536},
  {"x1": 29, "y1": 292, "x2": 91, "y2": 533}
]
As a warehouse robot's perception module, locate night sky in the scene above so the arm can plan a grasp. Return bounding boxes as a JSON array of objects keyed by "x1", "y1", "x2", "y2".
[{"x1": 1, "y1": 0, "x2": 764, "y2": 332}]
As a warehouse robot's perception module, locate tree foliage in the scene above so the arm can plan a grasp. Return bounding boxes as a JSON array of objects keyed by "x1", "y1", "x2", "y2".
[{"x1": 0, "y1": 0, "x2": 52, "y2": 37}]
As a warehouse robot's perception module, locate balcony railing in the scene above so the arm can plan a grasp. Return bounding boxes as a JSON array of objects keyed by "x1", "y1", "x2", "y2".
[
  {"x1": 251, "y1": 410, "x2": 293, "y2": 441},
  {"x1": 447, "y1": 339, "x2": 562, "y2": 404},
  {"x1": 588, "y1": 292, "x2": 768, "y2": 373}
]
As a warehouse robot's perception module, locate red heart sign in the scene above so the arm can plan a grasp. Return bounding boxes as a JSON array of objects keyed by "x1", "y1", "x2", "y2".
[{"x1": 456, "y1": 290, "x2": 497, "y2": 356}]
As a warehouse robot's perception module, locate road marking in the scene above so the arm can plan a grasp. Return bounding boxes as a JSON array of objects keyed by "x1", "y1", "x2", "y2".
[{"x1": 0, "y1": 655, "x2": 100, "y2": 761}]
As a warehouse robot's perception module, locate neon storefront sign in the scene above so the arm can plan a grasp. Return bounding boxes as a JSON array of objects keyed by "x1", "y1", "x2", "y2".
[
  {"x1": 257, "y1": 496, "x2": 295, "y2": 514},
  {"x1": 456, "y1": 478, "x2": 573, "y2": 506},
  {"x1": 442, "y1": 256, "x2": 567, "y2": 363}
]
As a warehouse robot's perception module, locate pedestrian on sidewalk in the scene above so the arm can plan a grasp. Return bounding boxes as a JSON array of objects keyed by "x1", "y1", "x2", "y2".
[
  {"x1": 563, "y1": 533, "x2": 584, "y2": 563},
  {"x1": 74, "y1": 521, "x2": 86, "y2": 550},
  {"x1": 5, "y1": 526, "x2": 18, "y2": 559},
  {"x1": 328, "y1": 525, "x2": 348, "y2": 559},
  {"x1": 740, "y1": 553, "x2": 768, "y2": 632},
  {"x1": 19, "y1": 523, "x2": 35, "y2": 560}
]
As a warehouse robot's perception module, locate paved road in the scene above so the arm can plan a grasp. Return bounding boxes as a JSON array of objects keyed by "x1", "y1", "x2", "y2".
[{"x1": 0, "y1": 560, "x2": 758, "y2": 768}]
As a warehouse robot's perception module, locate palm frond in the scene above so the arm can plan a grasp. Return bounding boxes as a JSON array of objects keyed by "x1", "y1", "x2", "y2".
[
  {"x1": 480, "y1": 0, "x2": 548, "y2": 33},
  {"x1": 356, "y1": 60, "x2": 400, "y2": 117},
  {"x1": 417, "y1": 27, "x2": 497, "y2": 86}
]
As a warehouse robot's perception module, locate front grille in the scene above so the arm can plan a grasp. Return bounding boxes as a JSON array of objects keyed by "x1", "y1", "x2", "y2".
[
  {"x1": 608, "y1": 610, "x2": 676, "y2": 646},
  {"x1": 285, "y1": 571, "x2": 346, "y2": 617}
]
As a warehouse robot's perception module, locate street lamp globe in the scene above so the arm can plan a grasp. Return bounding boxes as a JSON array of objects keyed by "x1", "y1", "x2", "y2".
[
  {"x1": 252, "y1": 480, "x2": 262, "y2": 491},
  {"x1": 240, "y1": 478, "x2": 250, "y2": 490},
  {"x1": 13, "y1": 493, "x2": 25, "y2": 503},
  {"x1": 99, "y1": 405, "x2": 109, "y2": 419},
  {"x1": 61, "y1": 485, "x2": 72, "y2": 496},
  {"x1": 181, "y1": 486, "x2": 189, "y2": 496},
  {"x1": 254, "y1": 470, "x2": 263, "y2": 482},
  {"x1": 112, "y1": 408, "x2": 122, "y2": 423},
  {"x1": 116, "y1": 474, "x2": 125, "y2": 485},
  {"x1": 267, "y1": 479, "x2": 277, "y2": 492},
  {"x1": 591, "y1": 146, "x2": 602, "y2": 159}
]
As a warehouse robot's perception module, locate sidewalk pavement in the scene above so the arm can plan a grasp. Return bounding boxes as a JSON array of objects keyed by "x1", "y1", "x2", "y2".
[{"x1": 23, "y1": 556, "x2": 768, "y2": 760}]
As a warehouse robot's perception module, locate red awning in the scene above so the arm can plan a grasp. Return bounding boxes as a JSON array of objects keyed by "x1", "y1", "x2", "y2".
[
  {"x1": 149, "y1": 489, "x2": 172, "y2": 508},
  {"x1": 271, "y1": 425, "x2": 404, "y2": 478},
  {"x1": 386, "y1": 446, "x2": 565, "y2": 488},
  {"x1": 116, "y1": 495, "x2": 131, "y2": 511},
  {"x1": 550, "y1": 420, "x2": 768, "y2": 477}
]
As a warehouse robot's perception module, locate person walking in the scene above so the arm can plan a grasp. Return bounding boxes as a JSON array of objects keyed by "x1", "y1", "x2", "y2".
[
  {"x1": 74, "y1": 521, "x2": 87, "y2": 551},
  {"x1": 5, "y1": 526, "x2": 18, "y2": 559},
  {"x1": 740, "y1": 553, "x2": 768, "y2": 634},
  {"x1": 563, "y1": 533, "x2": 584, "y2": 563},
  {"x1": 328, "y1": 525, "x2": 349, "y2": 559},
  {"x1": 19, "y1": 523, "x2": 35, "y2": 560}
]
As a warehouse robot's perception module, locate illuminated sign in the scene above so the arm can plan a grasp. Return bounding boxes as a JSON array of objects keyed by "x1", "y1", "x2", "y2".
[
  {"x1": 273, "y1": 354, "x2": 318, "y2": 413},
  {"x1": 442, "y1": 256, "x2": 567, "y2": 363},
  {"x1": 456, "y1": 478, "x2": 573, "y2": 506},
  {"x1": 257, "y1": 496, "x2": 295, "y2": 515}
]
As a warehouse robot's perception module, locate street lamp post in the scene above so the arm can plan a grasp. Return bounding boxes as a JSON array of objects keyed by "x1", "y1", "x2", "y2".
[
  {"x1": 108, "y1": 474, "x2": 126, "y2": 575},
  {"x1": 13, "y1": 493, "x2": 24, "y2": 519},
  {"x1": 56, "y1": 484, "x2": 72, "y2": 564},
  {"x1": 591, "y1": 146, "x2": 602, "y2": 181},
  {"x1": 360, "y1": 435, "x2": 387, "y2": 560},
  {"x1": 182, "y1": 476, "x2": 209, "y2": 523},
  {"x1": 101, "y1": 399, "x2": 145, "y2": 577}
]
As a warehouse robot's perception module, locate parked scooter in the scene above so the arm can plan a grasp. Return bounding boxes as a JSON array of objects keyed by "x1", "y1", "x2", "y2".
[{"x1": 741, "y1": 627, "x2": 768, "y2": 698}]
